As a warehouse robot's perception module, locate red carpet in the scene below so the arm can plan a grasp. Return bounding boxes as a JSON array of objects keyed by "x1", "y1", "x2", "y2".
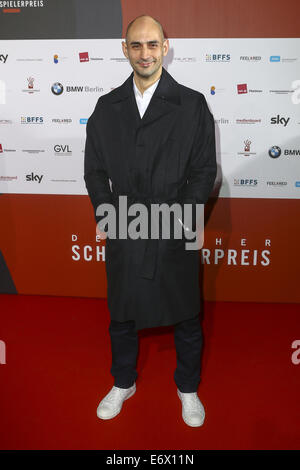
[{"x1": 0, "y1": 294, "x2": 299, "y2": 450}]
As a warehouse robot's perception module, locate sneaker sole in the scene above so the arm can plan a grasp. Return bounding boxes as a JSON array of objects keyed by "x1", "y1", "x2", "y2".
[{"x1": 97, "y1": 386, "x2": 136, "y2": 420}]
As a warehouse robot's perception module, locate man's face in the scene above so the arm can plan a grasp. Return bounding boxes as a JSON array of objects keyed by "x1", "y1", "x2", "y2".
[{"x1": 122, "y1": 20, "x2": 169, "y2": 80}]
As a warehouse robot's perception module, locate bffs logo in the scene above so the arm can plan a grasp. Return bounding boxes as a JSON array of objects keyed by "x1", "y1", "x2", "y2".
[
  {"x1": 206, "y1": 54, "x2": 230, "y2": 62},
  {"x1": 234, "y1": 178, "x2": 258, "y2": 186}
]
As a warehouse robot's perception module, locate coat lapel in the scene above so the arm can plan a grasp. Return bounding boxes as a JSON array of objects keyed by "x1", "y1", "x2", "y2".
[
  {"x1": 109, "y1": 66, "x2": 181, "y2": 130},
  {"x1": 109, "y1": 67, "x2": 181, "y2": 193}
]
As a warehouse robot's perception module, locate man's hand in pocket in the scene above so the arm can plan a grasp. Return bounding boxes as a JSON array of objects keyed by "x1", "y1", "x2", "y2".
[{"x1": 96, "y1": 224, "x2": 107, "y2": 240}]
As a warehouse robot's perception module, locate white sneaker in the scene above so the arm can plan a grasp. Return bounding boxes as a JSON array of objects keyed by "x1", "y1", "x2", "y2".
[
  {"x1": 177, "y1": 389, "x2": 205, "y2": 427},
  {"x1": 97, "y1": 383, "x2": 136, "y2": 420}
]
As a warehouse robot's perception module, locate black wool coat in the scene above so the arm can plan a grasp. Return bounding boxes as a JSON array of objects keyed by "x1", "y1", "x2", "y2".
[{"x1": 84, "y1": 66, "x2": 217, "y2": 331}]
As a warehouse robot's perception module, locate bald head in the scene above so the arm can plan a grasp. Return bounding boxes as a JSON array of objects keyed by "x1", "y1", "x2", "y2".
[
  {"x1": 125, "y1": 14, "x2": 165, "y2": 44},
  {"x1": 122, "y1": 14, "x2": 169, "y2": 84}
]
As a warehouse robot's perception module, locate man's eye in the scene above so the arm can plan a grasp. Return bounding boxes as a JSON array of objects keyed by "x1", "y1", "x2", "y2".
[{"x1": 149, "y1": 44, "x2": 158, "y2": 48}]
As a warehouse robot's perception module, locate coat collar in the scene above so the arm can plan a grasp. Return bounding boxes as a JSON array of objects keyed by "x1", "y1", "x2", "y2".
[{"x1": 109, "y1": 66, "x2": 181, "y2": 107}]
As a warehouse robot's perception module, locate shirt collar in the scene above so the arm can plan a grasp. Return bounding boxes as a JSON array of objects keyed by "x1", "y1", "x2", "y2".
[{"x1": 133, "y1": 76, "x2": 160, "y2": 99}]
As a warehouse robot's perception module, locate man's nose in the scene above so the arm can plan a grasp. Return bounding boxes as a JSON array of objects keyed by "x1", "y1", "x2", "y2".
[{"x1": 140, "y1": 43, "x2": 152, "y2": 56}]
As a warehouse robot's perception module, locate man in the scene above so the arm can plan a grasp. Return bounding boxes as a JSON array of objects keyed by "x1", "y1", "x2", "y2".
[{"x1": 84, "y1": 14, "x2": 217, "y2": 427}]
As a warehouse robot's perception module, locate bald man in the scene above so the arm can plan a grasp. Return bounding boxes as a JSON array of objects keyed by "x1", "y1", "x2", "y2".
[{"x1": 84, "y1": 14, "x2": 217, "y2": 427}]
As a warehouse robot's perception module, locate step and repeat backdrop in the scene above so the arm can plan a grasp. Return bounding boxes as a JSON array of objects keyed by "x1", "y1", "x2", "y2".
[
  {"x1": 0, "y1": 0, "x2": 299, "y2": 302},
  {"x1": 1, "y1": 38, "x2": 300, "y2": 197}
]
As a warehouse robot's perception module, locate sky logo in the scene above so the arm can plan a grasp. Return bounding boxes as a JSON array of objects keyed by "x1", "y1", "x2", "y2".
[
  {"x1": 80, "y1": 118, "x2": 88, "y2": 124},
  {"x1": 295, "y1": 182, "x2": 300, "y2": 187},
  {"x1": 270, "y1": 56, "x2": 280, "y2": 62}
]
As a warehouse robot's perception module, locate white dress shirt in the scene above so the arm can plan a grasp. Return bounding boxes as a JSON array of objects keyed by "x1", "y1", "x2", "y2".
[{"x1": 133, "y1": 76, "x2": 160, "y2": 118}]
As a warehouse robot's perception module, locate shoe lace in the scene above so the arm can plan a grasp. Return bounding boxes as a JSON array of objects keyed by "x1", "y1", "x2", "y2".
[
  {"x1": 105, "y1": 387, "x2": 126, "y2": 403},
  {"x1": 181, "y1": 393, "x2": 204, "y2": 414}
]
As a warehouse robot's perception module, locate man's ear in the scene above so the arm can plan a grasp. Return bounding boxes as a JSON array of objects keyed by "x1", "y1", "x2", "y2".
[
  {"x1": 122, "y1": 41, "x2": 128, "y2": 59},
  {"x1": 163, "y1": 39, "x2": 169, "y2": 57}
]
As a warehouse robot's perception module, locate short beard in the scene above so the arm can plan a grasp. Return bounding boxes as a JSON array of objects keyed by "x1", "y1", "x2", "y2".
[{"x1": 133, "y1": 59, "x2": 160, "y2": 80}]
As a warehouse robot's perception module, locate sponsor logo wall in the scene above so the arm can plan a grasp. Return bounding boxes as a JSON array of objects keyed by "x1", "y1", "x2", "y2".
[
  {"x1": 0, "y1": 38, "x2": 299, "y2": 197},
  {"x1": 0, "y1": 38, "x2": 299, "y2": 301}
]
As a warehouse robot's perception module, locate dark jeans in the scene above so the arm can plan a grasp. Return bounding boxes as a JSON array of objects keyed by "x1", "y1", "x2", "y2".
[{"x1": 108, "y1": 315, "x2": 203, "y2": 393}]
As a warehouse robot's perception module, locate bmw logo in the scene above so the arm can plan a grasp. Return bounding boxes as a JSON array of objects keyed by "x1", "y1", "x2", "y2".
[
  {"x1": 268, "y1": 146, "x2": 281, "y2": 158},
  {"x1": 51, "y1": 82, "x2": 63, "y2": 95}
]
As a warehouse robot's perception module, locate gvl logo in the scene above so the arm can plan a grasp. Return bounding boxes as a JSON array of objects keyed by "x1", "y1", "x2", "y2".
[
  {"x1": 270, "y1": 115, "x2": 290, "y2": 126},
  {"x1": 54, "y1": 144, "x2": 72, "y2": 155},
  {"x1": 26, "y1": 172, "x2": 43, "y2": 183},
  {"x1": 0, "y1": 340, "x2": 6, "y2": 364}
]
